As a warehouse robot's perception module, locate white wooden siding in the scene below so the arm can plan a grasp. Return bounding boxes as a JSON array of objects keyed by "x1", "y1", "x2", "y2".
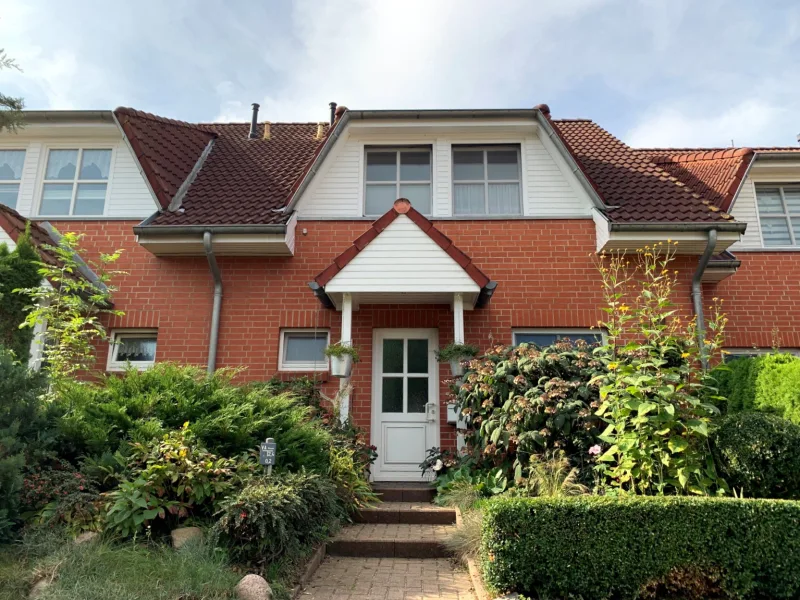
[
  {"x1": 325, "y1": 214, "x2": 480, "y2": 293},
  {"x1": 105, "y1": 142, "x2": 159, "y2": 217},
  {"x1": 729, "y1": 177, "x2": 762, "y2": 250},
  {"x1": 0, "y1": 227, "x2": 15, "y2": 250},
  {"x1": 294, "y1": 126, "x2": 594, "y2": 219}
]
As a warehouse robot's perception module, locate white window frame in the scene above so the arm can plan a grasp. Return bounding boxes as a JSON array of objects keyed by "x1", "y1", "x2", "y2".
[
  {"x1": 364, "y1": 147, "x2": 432, "y2": 216},
  {"x1": 755, "y1": 184, "x2": 800, "y2": 248},
  {"x1": 107, "y1": 329, "x2": 158, "y2": 372},
  {"x1": 279, "y1": 328, "x2": 330, "y2": 372},
  {"x1": 452, "y1": 145, "x2": 522, "y2": 216},
  {"x1": 0, "y1": 149, "x2": 26, "y2": 211},
  {"x1": 512, "y1": 328, "x2": 606, "y2": 346},
  {"x1": 37, "y1": 146, "x2": 115, "y2": 217},
  {"x1": 724, "y1": 348, "x2": 800, "y2": 361}
]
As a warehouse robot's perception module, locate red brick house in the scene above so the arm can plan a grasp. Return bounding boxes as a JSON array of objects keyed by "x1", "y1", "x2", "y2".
[{"x1": 1, "y1": 104, "x2": 798, "y2": 480}]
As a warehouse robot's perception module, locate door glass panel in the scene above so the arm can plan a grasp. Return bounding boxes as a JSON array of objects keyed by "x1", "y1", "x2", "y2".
[
  {"x1": 407, "y1": 339, "x2": 428, "y2": 373},
  {"x1": 382, "y1": 377, "x2": 403, "y2": 412},
  {"x1": 383, "y1": 339, "x2": 404, "y2": 373},
  {"x1": 407, "y1": 377, "x2": 428, "y2": 413}
]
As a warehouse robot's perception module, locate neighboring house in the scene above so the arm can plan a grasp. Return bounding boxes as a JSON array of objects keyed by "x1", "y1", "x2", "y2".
[{"x1": 1, "y1": 104, "x2": 799, "y2": 481}]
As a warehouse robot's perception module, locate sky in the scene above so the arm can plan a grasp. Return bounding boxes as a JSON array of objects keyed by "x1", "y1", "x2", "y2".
[{"x1": 1, "y1": 0, "x2": 799, "y2": 148}]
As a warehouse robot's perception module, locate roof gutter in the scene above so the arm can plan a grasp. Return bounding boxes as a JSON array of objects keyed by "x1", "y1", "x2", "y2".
[
  {"x1": 21, "y1": 110, "x2": 114, "y2": 123},
  {"x1": 133, "y1": 223, "x2": 287, "y2": 236},
  {"x1": 203, "y1": 231, "x2": 223, "y2": 374},
  {"x1": 609, "y1": 221, "x2": 746, "y2": 233},
  {"x1": 692, "y1": 229, "x2": 717, "y2": 370}
]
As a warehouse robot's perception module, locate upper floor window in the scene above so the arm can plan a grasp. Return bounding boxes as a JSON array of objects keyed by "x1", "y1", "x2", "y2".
[
  {"x1": 0, "y1": 150, "x2": 25, "y2": 210},
  {"x1": 365, "y1": 148, "x2": 431, "y2": 216},
  {"x1": 453, "y1": 146, "x2": 521, "y2": 216},
  {"x1": 39, "y1": 148, "x2": 112, "y2": 216},
  {"x1": 756, "y1": 185, "x2": 800, "y2": 247}
]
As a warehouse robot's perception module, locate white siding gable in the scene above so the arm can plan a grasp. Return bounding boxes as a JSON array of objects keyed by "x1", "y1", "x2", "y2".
[
  {"x1": 325, "y1": 214, "x2": 480, "y2": 293},
  {"x1": 729, "y1": 176, "x2": 762, "y2": 250},
  {"x1": 0, "y1": 227, "x2": 15, "y2": 250}
]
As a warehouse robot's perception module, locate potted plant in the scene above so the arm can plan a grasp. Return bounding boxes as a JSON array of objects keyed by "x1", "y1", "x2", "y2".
[
  {"x1": 324, "y1": 341, "x2": 360, "y2": 377},
  {"x1": 435, "y1": 342, "x2": 479, "y2": 376}
]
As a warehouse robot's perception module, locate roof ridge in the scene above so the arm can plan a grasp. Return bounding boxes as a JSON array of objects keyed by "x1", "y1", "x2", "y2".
[
  {"x1": 654, "y1": 148, "x2": 754, "y2": 164},
  {"x1": 200, "y1": 121, "x2": 329, "y2": 127},
  {"x1": 114, "y1": 107, "x2": 216, "y2": 134}
]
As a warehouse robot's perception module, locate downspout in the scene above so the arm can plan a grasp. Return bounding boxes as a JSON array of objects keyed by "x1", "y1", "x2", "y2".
[
  {"x1": 203, "y1": 231, "x2": 223, "y2": 374},
  {"x1": 691, "y1": 229, "x2": 717, "y2": 370}
]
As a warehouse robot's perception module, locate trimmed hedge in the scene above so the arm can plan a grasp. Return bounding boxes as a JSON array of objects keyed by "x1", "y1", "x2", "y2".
[
  {"x1": 482, "y1": 496, "x2": 800, "y2": 599},
  {"x1": 711, "y1": 353, "x2": 799, "y2": 420}
]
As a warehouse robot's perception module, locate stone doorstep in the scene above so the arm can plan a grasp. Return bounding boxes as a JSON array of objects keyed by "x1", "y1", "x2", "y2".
[
  {"x1": 372, "y1": 483, "x2": 436, "y2": 503},
  {"x1": 327, "y1": 539, "x2": 450, "y2": 559},
  {"x1": 355, "y1": 502, "x2": 457, "y2": 525}
]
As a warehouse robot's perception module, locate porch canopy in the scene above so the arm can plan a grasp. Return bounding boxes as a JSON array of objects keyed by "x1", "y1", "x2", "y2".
[{"x1": 309, "y1": 198, "x2": 497, "y2": 345}]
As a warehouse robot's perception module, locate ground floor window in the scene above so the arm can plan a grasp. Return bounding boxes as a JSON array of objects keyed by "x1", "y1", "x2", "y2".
[
  {"x1": 279, "y1": 329, "x2": 329, "y2": 371},
  {"x1": 513, "y1": 329, "x2": 603, "y2": 347},
  {"x1": 107, "y1": 329, "x2": 158, "y2": 371}
]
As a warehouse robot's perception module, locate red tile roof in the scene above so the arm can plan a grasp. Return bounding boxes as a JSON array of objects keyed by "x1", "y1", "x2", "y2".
[{"x1": 314, "y1": 198, "x2": 491, "y2": 289}]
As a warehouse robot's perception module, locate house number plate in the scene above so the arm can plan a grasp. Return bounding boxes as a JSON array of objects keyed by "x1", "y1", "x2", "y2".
[{"x1": 259, "y1": 438, "x2": 277, "y2": 466}]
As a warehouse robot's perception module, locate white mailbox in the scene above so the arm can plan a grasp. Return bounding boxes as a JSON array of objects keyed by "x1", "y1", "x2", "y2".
[{"x1": 446, "y1": 402, "x2": 466, "y2": 426}]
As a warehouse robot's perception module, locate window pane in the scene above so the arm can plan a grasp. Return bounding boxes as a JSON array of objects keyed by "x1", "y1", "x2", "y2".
[
  {"x1": 74, "y1": 183, "x2": 107, "y2": 215},
  {"x1": 382, "y1": 377, "x2": 403, "y2": 412},
  {"x1": 116, "y1": 336, "x2": 157, "y2": 362},
  {"x1": 487, "y1": 150, "x2": 519, "y2": 180},
  {"x1": 757, "y1": 188, "x2": 784, "y2": 214},
  {"x1": 45, "y1": 149, "x2": 78, "y2": 180},
  {"x1": 383, "y1": 339, "x2": 403, "y2": 373},
  {"x1": 488, "y1": 183, "x2": 521, "y2": 215},
  {"x1": 407, "y1": 339, "x2": 428, "y2": 373},
  {"x1": 407, "y1": 377, "x2": 428, "y2": 413},
  {"x1": 399, "y1": 183, "x2": 431, "y2": 214},
  {"x1": 284, "y1": 332, "x2": 327, "y2": 364},
  {"x1": 785, "y1": 188, "x2": 800, "y2": 213},
  {"x1": 0, "y1": 183, "x2": 19, "y2": 209},
  {"x1": 761, "y1": 217, "x2": 792, "y2": 246},
  {"x1": 365, "y1": 184, "x2": 396, "y2": 215},
  {"x1": 515, "y1": 333, "x2": 559, "y2": 347},
  {"x1": 792, "y1": 218, "x2": 800, "y2": 244},
  {"x1": 39, "y1": 183, "x2": 73, "y2": 215},
  {"x1": 400, "y1": 151, "x2": 430, "y2": 181},
  {"x1": 454, "y1": 183, "x2": 485, "y2": 215},
  {"x1": 0, "y1": 150, "x2": 25, "y2": 180},
  {"x1": 366, "y1": 152, "x2": 396, "y2": 182},
  {"x1": 80, "y1": 149, "x2": 111, "y2": 180},
  {"x1": 453, "y1": 150, "x2": 484, "y2": 180}
]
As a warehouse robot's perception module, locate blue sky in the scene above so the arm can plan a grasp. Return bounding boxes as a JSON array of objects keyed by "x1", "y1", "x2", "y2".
[{"x1": 1, "y1": 0, "x2": 798, "y2": 148}]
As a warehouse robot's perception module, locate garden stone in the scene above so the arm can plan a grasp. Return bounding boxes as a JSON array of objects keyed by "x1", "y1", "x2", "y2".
[
  {"x1": 74, "y1": 531, "x2": 99, "y2": 545},
  {"x1": 29, "y1": 579, "x2": 52, "y2": 599},
  {"x1": 171, "y1": 526, "x2": 203, "y2": 549},
  {"x1": 494, "y1": 594, "x2": 519, "y2": 600},
  {"x1": 235, "y1": 574, "x2": 272, "y2": 600}
]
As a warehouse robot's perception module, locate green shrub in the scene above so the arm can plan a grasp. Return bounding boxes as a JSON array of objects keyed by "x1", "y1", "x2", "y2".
[
  {"x1": 711, "y1": 353, "x2": 799, "y2": 417},
  {"x1": 481, "y1": 496, "x2": 800, "y2": 599},
  {"x1": 0, "y1": 229, "x2": 40, "y2": 360},
  {"x1": 54, "y1": 364, "x2": 332, "y2": 471},
  {"x1": 712, "y1": 412, "x2": 800, "y2": 499},
  {"x1": 213, "y1": 471, "x2": 343, "y2": 566},
  {"x1": 754, "y1": 354, "x2": 800, "y2": 423}
]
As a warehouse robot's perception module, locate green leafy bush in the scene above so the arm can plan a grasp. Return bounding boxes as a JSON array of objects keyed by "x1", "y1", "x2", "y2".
[
  {"x1": 213, "y1": 471, "x2": 343, "y2": 566},
  {"x1": 54, "y1": 364, "x2": 332, "y2": 471},
  {"x1": 0, "y1": 229, "x2": 40, "y2": 360},
  {"x1": 754, "y1": 354, "x2": 800, "y2": 423},
  {"x1": 482, "y1": 495, "x2": 800, "y2": 599},
  {"x1": 104, "y1": 425, "x2": 243, "y2": 537},
  {"x1": 712, "y1": 412, "x2": 800, "y2": 499}
]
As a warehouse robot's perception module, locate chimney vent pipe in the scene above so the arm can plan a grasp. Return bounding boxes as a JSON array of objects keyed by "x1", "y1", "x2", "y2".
[
  {"x1": 329, "y1": 102, "x2": 337, "y2": 126},
  {"x1": 249, "y1": 103, "x2": 260, "y2": 139}
]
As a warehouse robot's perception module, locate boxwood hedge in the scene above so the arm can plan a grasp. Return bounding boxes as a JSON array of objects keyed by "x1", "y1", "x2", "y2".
[{"x1": 481, "y1": 496, "x2": 800, "y2": 599}]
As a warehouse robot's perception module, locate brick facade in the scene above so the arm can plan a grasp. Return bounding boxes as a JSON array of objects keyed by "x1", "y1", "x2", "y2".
[{"x1": 51, "y1": 218, "x2": 797, "y2": 448}]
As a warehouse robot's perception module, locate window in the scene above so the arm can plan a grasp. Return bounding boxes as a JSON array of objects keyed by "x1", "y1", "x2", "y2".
[
  {"x1": 39, "y1": 148, "x2": 112, "y2": 216},
  {"x1": 0, "y1": 150, "x2": 25, "y2": 210},
  {"x1": 107, "y1": 330, "x2": 157, "y2": 371},
  {"x1": 279, "y1": 329, "x2": 330, "y2": 371},
  {"x1": 513, "y1": 329, "x2": 603, "y2": 347},
  {"x1": 756, "y1": 185, "x2": 800, "y2": 247},
  {"x1": 453, "y1": 146, "x2": 521, "y2": 216},
  {"x1": 365, "y1": 148, "x2": 431, "y2": 216}
]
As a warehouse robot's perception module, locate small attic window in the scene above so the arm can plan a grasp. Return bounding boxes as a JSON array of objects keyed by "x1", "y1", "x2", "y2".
[
  {"x1": 365, "y1": 148, "x2": 431, "y2": 216},
  {"x1": 756, "y1": 185, "x2": 800, "y2": 247}
]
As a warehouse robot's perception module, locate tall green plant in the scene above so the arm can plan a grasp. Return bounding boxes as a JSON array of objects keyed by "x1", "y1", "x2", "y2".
[
  {"x1": 0, "y1": 228, "x2": 40, "y2": 361},
  {"x1": 15, "y1": 230, "x2": 123, "y2": 382},
  {"x1": 592, "y1": 243, "x2": 727, "y2": 495}
]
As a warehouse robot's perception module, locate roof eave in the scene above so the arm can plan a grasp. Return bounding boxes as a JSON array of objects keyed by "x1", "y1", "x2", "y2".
[{"x1": 608, "y1": 221, "x2": 747, "y2": 233}]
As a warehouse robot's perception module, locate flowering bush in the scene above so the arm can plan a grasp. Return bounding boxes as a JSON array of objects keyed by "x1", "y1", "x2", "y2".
[{"x1": 592, "y1": 243, "x2": 728, "y2": 495}]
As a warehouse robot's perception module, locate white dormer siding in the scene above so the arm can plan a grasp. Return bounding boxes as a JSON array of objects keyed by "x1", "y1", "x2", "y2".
[
  {"x1": 295, "y1": 120, "x2": 594, "y2": 220},
  {"x1": 0, "y1": 123, "x2": 158, "y2": 220}
]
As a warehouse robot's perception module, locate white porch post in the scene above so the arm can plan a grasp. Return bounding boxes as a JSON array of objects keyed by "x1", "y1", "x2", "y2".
[
  {"x1": 339, "y1": 292, "x2": 353, "y2": 423},
  {"x1": 453, "y1": 293, "x2": 464, "y2": 344}
]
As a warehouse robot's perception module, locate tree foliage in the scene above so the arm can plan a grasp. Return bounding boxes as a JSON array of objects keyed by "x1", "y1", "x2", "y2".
[
  {"x1": 0, "y1": 227, "x2": 40, "y2": 361},
  {"x1": 0, "y1": 49, "x2": 24, "y2": 133}
]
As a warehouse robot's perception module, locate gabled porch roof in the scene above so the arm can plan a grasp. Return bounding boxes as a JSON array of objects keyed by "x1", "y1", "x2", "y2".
[{"x1": 309, "y1": 198, "x2": 496, "y2": 309}]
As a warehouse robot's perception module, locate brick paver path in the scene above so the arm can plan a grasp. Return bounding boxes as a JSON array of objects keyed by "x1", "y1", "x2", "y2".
[
  {"x1": 300, "y1": 556, "x2": 476, "y2": 600},
  {"x1": 334, "y1": 523, "x2": 456, "y2": 542}
]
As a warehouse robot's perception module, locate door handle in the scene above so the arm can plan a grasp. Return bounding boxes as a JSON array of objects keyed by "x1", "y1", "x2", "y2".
[{"x1": 425, "y1": 402, "x2": 437, "y2": 423}]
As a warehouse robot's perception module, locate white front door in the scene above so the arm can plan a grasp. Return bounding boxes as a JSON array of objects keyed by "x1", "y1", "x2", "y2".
[{"x1": 371, "y1": 328, "x2": 439, "y2": 482}]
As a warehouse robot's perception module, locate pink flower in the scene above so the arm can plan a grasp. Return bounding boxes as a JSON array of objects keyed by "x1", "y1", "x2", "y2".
[{"x1": 588, "y1": 445, "x2": 601, "y2": 456}]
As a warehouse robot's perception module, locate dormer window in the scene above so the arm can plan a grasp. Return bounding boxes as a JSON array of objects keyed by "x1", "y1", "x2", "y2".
[
  {"x1": 38, "y1": 148, "x2": 112, "y2": 216},
  {"x1": 453, "y1": 146, "x2": 521, "y2": 216},
  {"x1": 0, "y1": 150, "x2": 25, "y2": 210},
  {"x1": 365, "y1": 148, "x2": 431, "y2": 216},
  {"x1": 756, "y1": 185, "x2": 800, "y2": 247}
]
